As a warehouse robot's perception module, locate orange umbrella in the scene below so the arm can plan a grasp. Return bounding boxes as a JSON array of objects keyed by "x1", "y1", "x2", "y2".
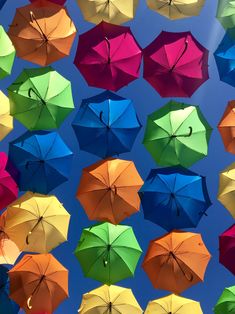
[
  {"x1": 9, "y1": 253, "x2": 68, "y2": 313},
  {"x1": 218, "y1": 100, "x2": 235, "y2": 154},
  {"x1": 77, "y1": 158, "x2": 143, "y2": 224},
  {"x1": 0, "y1": 211, "x2": 21, "y2": 265},
  {"x1": 142, "y1": 231, "x2": 211, "y2": 294},
  {"x1": 8, "y1": 0, "x2": 77, "y2": 66}
]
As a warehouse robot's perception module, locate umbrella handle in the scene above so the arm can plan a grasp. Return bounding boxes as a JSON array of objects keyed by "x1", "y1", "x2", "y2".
[
  {"x1": 104, "y1": 37, "x2": 111, "y2": 64},
  {"x1": 30, "y1": 11, "x2": 48, "y2": 42},
  {"x1": 26, "y1": 217, "x2": 43, "y2": 245},
  {"x1": 27, "y1": 296, "x2": 33, "y2": 309},
  {"x1": 169, "y1": 38, "x2": 189, "y2": 72},
  {"x1": 28, "y1": 88, "x2": 47, "y2": 106},
  {"x1": 171, "y1": 126, "x2": 193, "y2": 138}
]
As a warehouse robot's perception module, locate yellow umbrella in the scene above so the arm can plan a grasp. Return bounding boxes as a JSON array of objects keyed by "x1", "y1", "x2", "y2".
[
  {"x1": 4, "y1": 192, "x2": 70, "y2": 253},
  {"x1": 0, "y1": 91, "x2": 13, "y2": 141},
  {"x1": 0, "y1": 211, "x2": 21, "y2": 265},
  {"x1": 78, "y1": 285, "x2": 143, "y2": 314},
  {"x1": 218, "y1": 162, "x2": 235, "y2": 218},
  {"x1": 76, "y1": 0, "x2": 138, "y2": 25},
  {"x1": 145, "y1": 294, "x2": 203, "y2": 314},
  {"x1": 146, "y1": 0, "x2": 205, "y2": 20}
]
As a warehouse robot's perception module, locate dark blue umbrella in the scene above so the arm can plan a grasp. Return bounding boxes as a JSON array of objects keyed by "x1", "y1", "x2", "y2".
[
  {"x1": 139, "y1": 167, "x2": 211, "y2": 231},
  {"x1": 214, "y1": 30, "x2": 235, "y2": 88},
  {"x1": 9, "y1": 131, "x2": 73, "y2": 194},
  {"x1": 0, "y1": 266, "x2": 19, "y2": 314},
  {"x1": 72, "y1": 91, "x2": 141, "y2": 158},
  {"x1": 0, "y1": 0, "x2": 6, "y2": 10}
]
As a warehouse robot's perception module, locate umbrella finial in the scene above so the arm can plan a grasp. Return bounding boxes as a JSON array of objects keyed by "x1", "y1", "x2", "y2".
[{"x1": 30, "y1": 11, "x2": 48, "y2": 42}]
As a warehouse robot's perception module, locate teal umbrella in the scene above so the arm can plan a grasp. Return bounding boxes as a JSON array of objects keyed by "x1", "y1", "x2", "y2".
[{"x1": 75, "y1": 222, "x2": 142, "y2": 285}]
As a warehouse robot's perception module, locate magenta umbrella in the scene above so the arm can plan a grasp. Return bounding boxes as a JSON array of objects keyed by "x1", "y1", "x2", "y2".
[
  {"x1": 74, "y1": 21, "x2": 142, "y2": 91},
  {"x1": 220, "y1": 224, "x2": 235, "y2": 275},
  {"x1": 0, "y1": 152, "x2": 18, "y2": 210},
  {"x1": 30, "y1": 0, "x2": 66, "y2": 4},
  {"x1": 143, "y1": 31, "x2": 209, "y2": 97}
]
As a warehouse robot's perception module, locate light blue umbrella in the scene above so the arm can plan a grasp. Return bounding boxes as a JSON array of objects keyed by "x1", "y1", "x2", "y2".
[
  {"x1": 139, "y1": 167, "x2": 211, "y2": 231},
  {"x1": 9, "y1": 131, "x2": 73, "y2": 194},
  {"x1": 72, "y1": 91, "x2": 141, "y2": 158}
]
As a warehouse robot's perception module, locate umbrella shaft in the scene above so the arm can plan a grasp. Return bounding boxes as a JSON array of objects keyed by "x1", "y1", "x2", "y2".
[
  {"x1": 30, "y1": 11, "x2": 48, "y2": 42},
  {"x1": 170, "y1": 40, "x2": 188, "y2": 72},
  {"x1": 28, "y1": 88, "x2": 46, "y2": 105}
]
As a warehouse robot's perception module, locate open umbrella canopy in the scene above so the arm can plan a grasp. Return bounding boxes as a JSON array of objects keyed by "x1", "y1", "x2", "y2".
[
  {"x1": 143, "y1": 31, "x2": 209, "y2": 97},
  {"x1": 0, "y1": 152, "x2": 18, "y2": 211},
  {"x1": 77, "y1": 158, "x2": 143, "y2": 224},
  {"x1": 214, "y1": 31, "x2": 235, "y2": 88},
  {"x1": 8, "y1": 131, "x2": 73, "y2": 194},
  {"x1": 145, "y1": 294, "x2": 203, "y2": 314},
  {"x1": 74, "y1": 21, "x2": 142, "y2": 91},
  {"x1": 139, "y1": 167, "x2": 211, "y2": 231},
  {"x1": 0, "y1": 211, "x2": 21, "y2": 265},
  {"x1": 30, "y1": 0, "x2": 66, "y2": 4},
  {"x1": 217, "y1": 0, "x2": 235, "y2": 31},
  {"x1": 218, "y1": 162, "x2": 235, "y2": 218},
  {"x1": 8, "y1": 67, "x2": 74, "y2": 131},
  {"x1": 72, "y1": 91, "x2": 142, "y2": 158},
  {"x1": 219, "y1": 224, "x2": 235, "y2": 275},
  {"x1": 143, "y1": 101, "x2": 212, "y2": 167},
  {"x1": 75, "y1": 222, "x2": 142, "y2": 285},
  {"x1": 214, "y1": 286, "x2": 235, "y2": 314},
  {"x1": 9, "y1": 254, "x2": 68, "y2": 314},
  {"x1": 78, "y1": 284, "x2": 143, "y2": 314},
  {"x1": 0, "y1": 265, "x2": 19, "y2": 314},
  {"x1": 8, "y1": 0, "x2": 76, "y2": 66},
  {"x1": 146, "y1": 0, "x2": 205, "y2": 20},
  {"x1": 0, "y1": 91, "x2": 13, "y2": 141},
  {"x1": 76, "y1": 0, "x2": 138, "y2": 25},
  {"x1": 218, "y1": 100, "x2": 235, "y2": 154},
  {"x1": 142, "y1": 231, "x2": 211, "y2": 294},
  {"x1": 4, "y1": 192, "x2": 70, "y2": 253},
  {"x1": 0, "y1": 25, "x2": 15, "y2": 79}
]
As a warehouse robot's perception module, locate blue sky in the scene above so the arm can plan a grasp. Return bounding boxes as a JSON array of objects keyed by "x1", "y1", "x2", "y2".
[{"x1": 0, "y1": 0, "x2": 234, "y2": 313}]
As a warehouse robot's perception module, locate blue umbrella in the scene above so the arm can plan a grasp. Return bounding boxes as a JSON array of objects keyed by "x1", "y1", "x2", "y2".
[
  {"x1": 0, "y1": 266, "x2": 19, "y2": 314},
  {"x1": 214, "y1": 30, "x2": 235, "y2": 88},
  {"x1": 0, "y1": 1, "x2": 6, "y2": 10},
  {"x1": 72, "y1": 91, "x2": 141, "y2": 158},
  {"x1": 9, "y1": 131, "x2": 73, "y2": 194},
  {"x1": 139, "y1": 167, "x2": 211, "y2": 231}
]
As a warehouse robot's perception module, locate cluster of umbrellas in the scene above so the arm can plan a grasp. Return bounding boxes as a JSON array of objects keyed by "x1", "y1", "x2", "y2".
[{"x1": 0, "y1": 0, "x2": 234, "y2": 313}]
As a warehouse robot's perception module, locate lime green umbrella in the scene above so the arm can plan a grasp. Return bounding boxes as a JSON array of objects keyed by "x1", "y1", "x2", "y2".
[
  {"x1": 143, "y1": 101, "x2": 212, "y2": 167},
  {"x1": 0, "y1": 25, "x2": 15, "y2": 80},
  {"x1": 217, "y1": 0, "x2": 235, "y2": 30},
  {"x1": 214, "y1": 286, "x2": 235, "y2": 314},
  {"x1": 8, "y1": 67, "x2": 74, "y2": 131},
  {"x1": 74, "y1": 222, "x2": 142, "y2": 285}
]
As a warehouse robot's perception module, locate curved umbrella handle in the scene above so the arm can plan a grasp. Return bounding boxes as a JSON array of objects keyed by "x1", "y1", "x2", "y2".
[
  {"x1": 26, "y1": 231, "x2": 32, "y2": 245},
  {"x1": 27, "y1": 295, "x2": 33, "y2": 310}
]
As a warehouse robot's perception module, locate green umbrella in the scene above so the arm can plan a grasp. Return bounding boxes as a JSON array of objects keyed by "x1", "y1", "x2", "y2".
[
  {"x1": 217, "y1": 0, "x2": 235, "y2": 31},
  {"x1": 8, "y1": 67, "x2": 74, "y2": 131},
  {"x1": 214, "y1": 286, "x2": 235, "y2": 314},
  {"x1": 0, "y1": 25, "x2": 15, "y2": 80},
  {"x1": 143, "y1": 101, "x2": 212, "y2": 168},
  {"x1": 74, "y1": 222, "x2": 142, "y2": 285}
]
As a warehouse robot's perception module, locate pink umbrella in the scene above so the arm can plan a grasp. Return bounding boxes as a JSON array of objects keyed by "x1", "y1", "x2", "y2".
[
  {"x1": 143, "y1": 31, "x2": 209, "y2": 97},
  {"x1": 0, "y1": 152, "x2": 18, "y2": 210},
  {"x1": 74, "y1": 21, "x2": 142, "y2": 91},
  {"x1": 220, "y1": 224, "x2": 235, "y2": 275},
  {"x1": 30, "y1": 0, "x2": 66, "y2": 5}
]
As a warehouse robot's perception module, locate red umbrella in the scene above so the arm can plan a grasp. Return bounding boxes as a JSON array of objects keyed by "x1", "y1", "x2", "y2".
[
  {"x1": 219, "y1": 224, "x2": 235, "y2": 275},
  {"x1": 143, "y1": 31, "x2": 209, "y2": 97},
  {"x1": 74, "y1": 21, "x2": 142, "y2": 91},
  {"x1": 30, "y1": 0, "x2": 66, "y2": 5}
]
